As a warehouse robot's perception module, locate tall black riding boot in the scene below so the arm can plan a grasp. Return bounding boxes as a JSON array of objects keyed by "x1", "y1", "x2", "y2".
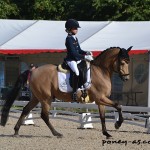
[{"x1": 72, "y1": 74, "x2": 79, "y2": 102}]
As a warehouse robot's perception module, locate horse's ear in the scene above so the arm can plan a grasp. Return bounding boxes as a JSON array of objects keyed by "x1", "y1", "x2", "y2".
[{"x1": 127, "y1": 46, "x2": 133, "y2": 52}]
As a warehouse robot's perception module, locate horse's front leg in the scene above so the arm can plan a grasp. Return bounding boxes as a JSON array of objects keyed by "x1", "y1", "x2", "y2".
[
  {"x1": 113, "y1": 103, "x2": 124, "y2": 129},
  {"x1": 99, "y1": 97, "x2": 124, "y2": 130},
  {"x1": 98, "y1": 104, "x2": 112, "y2": 139}
]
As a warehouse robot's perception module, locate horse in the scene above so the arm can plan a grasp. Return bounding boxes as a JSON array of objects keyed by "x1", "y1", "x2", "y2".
[{"x1": 1, "y1": 46, "x2": 132, "y2": 139}]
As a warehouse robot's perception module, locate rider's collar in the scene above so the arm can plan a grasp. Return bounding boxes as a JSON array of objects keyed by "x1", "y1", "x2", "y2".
[
  {"x1": 72, "y1": 35, "x2": 76, "y2": 40},
  {"x1": 68, "y1": 33, "x2": 76, "y2": 40}
]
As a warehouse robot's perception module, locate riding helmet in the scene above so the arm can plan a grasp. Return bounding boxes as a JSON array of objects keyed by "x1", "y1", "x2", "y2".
[{"x1": 65, "y1": 19, "x2": 80, "y2": 29}]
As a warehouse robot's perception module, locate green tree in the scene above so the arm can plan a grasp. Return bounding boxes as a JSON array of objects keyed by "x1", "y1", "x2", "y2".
[
  {"x1": 0, "y1": 0, "x2": 18, "y2": 19},
  {"x1": 92, "y1": 0, "x2": 150, "y2": 21},
  {"x1": 63, "y1": 0, "x2": 94, "y2": 21},
  {"x1": 11, "y1": 0, "x2": 35, "y2": 19},
  {"x1": 1, "y1": 0, "x2": 150, "y2": 21},
  {"x1": 33, "y1": 0, "x2": 67, "y2": 20},
  {"x1": 12, "y1": 0, "x2": 67, "y2": 20}
]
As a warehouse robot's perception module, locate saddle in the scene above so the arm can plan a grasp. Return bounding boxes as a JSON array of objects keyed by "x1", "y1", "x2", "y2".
[{"x1": 58, "y1": 60, "x2": 87, "y2": 89}]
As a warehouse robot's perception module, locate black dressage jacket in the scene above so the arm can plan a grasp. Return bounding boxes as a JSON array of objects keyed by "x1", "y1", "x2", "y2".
[{"x1": 65, "y1": 34, "x2": 87, "y2": 61}]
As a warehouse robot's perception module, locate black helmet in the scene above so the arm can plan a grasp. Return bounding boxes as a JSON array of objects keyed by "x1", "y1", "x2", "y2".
[{"x1": 65, "y1": 19, "x2": 80, "y2": 29}]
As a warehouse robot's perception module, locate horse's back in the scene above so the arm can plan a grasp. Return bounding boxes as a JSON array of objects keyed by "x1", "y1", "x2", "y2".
[{"x1": 32, "y1": 64, "x2": 57, "y2": 78}]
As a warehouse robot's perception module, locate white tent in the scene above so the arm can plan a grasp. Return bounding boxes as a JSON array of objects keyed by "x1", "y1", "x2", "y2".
[
  {"x1": 0, "y1": 20, "x2": 110, "y2": 54},
  {"x1": 81, "y1": 21, "x2": 150, "y2": 51},
  {"x1": 0, "y1": 19, "x2": 150, "y2": 106},
  {"x1": 0, "y1": 20, "x2": 150, "y2": 55}
]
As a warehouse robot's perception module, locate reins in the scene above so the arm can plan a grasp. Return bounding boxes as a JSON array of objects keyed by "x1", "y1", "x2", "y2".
[{"x1": 117, "y1": 49, "x2": 130, "y2": 78}]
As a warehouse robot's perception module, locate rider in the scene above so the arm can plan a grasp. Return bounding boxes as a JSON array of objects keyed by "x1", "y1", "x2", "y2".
[{"x1": 64, "y1": 19, "x2": 93, "y2": 101}]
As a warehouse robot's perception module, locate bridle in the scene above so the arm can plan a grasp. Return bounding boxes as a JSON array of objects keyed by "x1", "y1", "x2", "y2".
[
  {"x1": 114, "y1": 49, "x2": 130, "y2": 79},
  {"x1": 118, "y1": 58, "x2": 130, "y2": 78}
]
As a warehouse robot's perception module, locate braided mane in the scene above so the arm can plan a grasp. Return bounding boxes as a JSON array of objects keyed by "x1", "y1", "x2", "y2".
[{"x1": 92, "y1": 47, "x2": 121, "y2": 66}]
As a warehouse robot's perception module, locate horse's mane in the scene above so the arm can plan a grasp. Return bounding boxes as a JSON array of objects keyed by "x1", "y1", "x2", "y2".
[
  {"x1": 100, "y1": 47, "x2": 120, "y2": 56},
  {"x1": 91, "y1": 47, "x2": 121, "y2": 66}
]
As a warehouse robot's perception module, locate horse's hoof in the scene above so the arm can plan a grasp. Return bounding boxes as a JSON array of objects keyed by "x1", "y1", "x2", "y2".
[
  {"x1": 103, "y1": 132, "x2": 112, "y2": 139},
  {"x1": 56, "y1": 133, "x2": 63, "y2": 138},
  {"x1": 13, "y1": 134, "x2": 20, "y2": 137},
  {"x1": 53, "y1": 132, "x2": 63, "y2": 138},
  {"x1": 115, "y1": 122, "x2": 120, "y2": 129},
  {"x1": 106, "y1": 135, "x2": 113, "y2": 139},
  {"x1": 106, "y1": 136, "x2": 113, "y2": 140},
  {"x1": 57, "y1": 134, "x2": 63, "y2": 138}
]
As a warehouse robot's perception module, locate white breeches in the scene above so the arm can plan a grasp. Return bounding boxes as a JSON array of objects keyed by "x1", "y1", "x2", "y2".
[{"x1": 67, "y1": 60, "x2": 81, "y2": 76}]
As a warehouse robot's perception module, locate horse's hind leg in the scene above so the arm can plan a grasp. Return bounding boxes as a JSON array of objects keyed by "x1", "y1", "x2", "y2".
[
  {"x1": 41, "y1": 101, "x2": 63, "y2": 137},
  {"x1": 14, "y1": 96, "x2": 38, "y2": 136},
  {"x1": 98, "y1": 105, "x2": 112, "y2": 139}
]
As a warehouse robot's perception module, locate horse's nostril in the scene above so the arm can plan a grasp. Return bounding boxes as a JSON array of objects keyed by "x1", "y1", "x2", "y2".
[
  {"x1": 122, "y1": 76, "x2": 129, "y2": 81},
  {"x1": 125, "y1": 78, "x2": 129, "y2": 81}
]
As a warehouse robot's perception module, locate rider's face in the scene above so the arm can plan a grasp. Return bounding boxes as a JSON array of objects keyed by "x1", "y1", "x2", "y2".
[{"x1": 71, "y1": 28, "x2": 78, "y2": 35}]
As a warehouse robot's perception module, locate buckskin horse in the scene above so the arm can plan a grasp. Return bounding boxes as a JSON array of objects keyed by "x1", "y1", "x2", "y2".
[{"x1": 1, "y1": 46, "x2": 132, "y2": 139}]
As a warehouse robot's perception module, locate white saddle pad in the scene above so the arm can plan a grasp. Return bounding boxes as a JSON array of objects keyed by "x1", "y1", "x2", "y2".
[{"x1": 58, "y1": 65, "x2": 91, "y2": 93}]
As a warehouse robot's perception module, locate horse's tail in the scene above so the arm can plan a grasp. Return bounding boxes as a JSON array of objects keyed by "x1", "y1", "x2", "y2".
[{"x1": 1, "y1": 70, "x2": 30, "y2": 126}]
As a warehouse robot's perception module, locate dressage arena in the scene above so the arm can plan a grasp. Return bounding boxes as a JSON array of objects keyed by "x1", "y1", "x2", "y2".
[{"x1": 0, "y1": 101, "x2": 150, "y2": 150}]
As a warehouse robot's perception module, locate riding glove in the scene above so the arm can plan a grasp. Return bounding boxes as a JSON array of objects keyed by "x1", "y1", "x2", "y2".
[{"x1": 85, "y1": 55, "x2": 93, "y2": 61}]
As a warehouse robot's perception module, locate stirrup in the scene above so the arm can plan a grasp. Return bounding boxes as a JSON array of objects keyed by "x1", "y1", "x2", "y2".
[{"x1": 72, "y1": 92, "x2": 77, "y2": 101}]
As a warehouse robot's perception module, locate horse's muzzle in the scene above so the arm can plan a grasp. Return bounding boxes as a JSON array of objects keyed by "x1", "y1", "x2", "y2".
[{"x1": 120, "y1": 74, "x2": 130, "y2": 81}]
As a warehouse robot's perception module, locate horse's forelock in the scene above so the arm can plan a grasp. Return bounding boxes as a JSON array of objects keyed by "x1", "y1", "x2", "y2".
[{"x1": 119, "y1": 48, "x2": 130, "y2": 60}]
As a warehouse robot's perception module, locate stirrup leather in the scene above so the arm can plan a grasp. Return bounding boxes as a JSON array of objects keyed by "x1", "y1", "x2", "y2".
[{"x1": 72, "y1": 92, "x2": 77, "y2": 101}]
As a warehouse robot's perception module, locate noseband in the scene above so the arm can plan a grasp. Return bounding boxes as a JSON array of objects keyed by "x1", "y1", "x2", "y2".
[{"x1": 119, "y1": 59, "x2": 130, "y2": 78}]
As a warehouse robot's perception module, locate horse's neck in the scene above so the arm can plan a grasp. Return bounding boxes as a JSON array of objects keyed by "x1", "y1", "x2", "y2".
[
  {"x1": 92, "y1": 50, "x2": 119, "y2": 76},
  {"x1": 91, "y1": 63, "x2": 113, "y2": 79},
  {"x1": 92, "y1": 57, "x2": 115, "y2": 77}
]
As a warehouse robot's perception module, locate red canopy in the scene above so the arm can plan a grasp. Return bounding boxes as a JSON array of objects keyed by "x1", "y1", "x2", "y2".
[{"x1": 0, "y1": 49, "x2": 148, "y2": 56}]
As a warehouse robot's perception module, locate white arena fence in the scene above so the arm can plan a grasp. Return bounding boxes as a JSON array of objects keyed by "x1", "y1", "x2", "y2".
[{"x1": 0, "y1": 100, "x2": 150, "y2": 133}]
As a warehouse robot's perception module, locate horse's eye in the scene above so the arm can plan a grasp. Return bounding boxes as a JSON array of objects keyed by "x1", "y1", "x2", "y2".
[{"x1": 125, "y1": 61, "x2": 129, "y2": 64}]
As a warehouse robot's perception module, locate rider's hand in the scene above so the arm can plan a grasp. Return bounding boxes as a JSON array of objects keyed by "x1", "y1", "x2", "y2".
[{"x1": 85, "y1": 55, "x2": 93, "y2": 61}]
